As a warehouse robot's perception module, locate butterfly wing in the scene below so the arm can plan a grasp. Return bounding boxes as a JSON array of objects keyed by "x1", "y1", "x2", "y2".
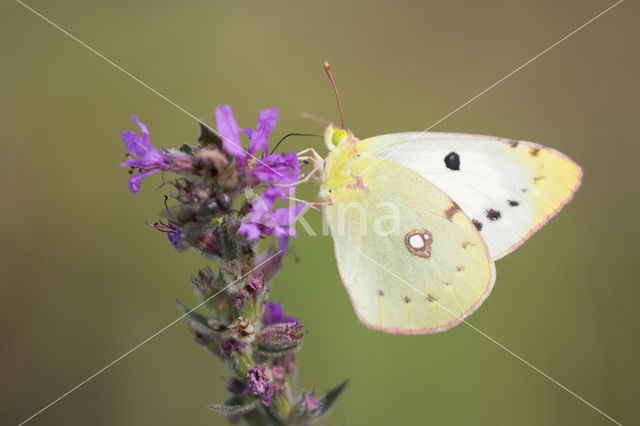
[
  {"x1": 358, "y1": 132, "x2": 582, "y2": 260},
  {"x1": 325, "y1": 155, "x2": 495, "y2": 334}
]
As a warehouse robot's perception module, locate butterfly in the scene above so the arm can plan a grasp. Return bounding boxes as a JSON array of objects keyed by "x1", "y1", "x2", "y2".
[{"x1": 317, "y1": 64, "x2": 582, "y2": 334}]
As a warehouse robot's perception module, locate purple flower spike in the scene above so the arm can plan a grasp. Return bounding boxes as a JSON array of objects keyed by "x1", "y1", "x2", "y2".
[
  {"x1": 247, "y1": 365, "x2": 276, "y2": 406},
  {"x1": 119, "y1": 115, "x2": 167, "y2": 193},
  {"x1": 263, "y1": 301, "x2": 297, "y2": 325}
]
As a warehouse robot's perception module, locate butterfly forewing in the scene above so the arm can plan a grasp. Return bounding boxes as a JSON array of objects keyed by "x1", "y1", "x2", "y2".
[
  {"x1": 325, "y1": 156, "x2": 495, "y2": 334},
  {"x1": 359, "y1": 133, "x2": 582, "y2": 260}
]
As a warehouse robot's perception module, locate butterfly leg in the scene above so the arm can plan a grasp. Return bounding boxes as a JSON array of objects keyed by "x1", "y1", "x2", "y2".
[
  {"x1": 297, "y1": 147, "x2": 324, "y2": 165},
  {"x1": 279, "y1": 148, "x2": 325, "y2": 188},
  {"x1": 287, "y1": 196, "x2": 333, "y2": 212}
]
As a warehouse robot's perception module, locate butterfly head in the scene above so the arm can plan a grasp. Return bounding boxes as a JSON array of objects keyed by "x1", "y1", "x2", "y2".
[{"x1": 325, "y1": 124, "x2": 357, "y2": 151}]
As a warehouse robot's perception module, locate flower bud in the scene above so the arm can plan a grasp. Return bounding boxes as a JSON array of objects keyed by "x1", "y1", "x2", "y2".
[{"x1": 256, "y1": 320, "x2": 305, "y2": 355}]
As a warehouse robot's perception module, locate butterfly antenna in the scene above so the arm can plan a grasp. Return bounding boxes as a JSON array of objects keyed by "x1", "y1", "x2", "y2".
[
  {"x1": 271, "y1": 132, "x2": 323, "y2": 154},
  {"x1": 323, "y1": 61, "x2": 344, "y2": 129},
  {"x1": 300, "y1": 112, "x2": 331, "y2": 125}
]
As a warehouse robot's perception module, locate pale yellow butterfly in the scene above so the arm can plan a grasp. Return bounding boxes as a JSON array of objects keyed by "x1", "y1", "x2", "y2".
[{"x1": 316, "y1": 63, "x2": 582, "y2": 334}]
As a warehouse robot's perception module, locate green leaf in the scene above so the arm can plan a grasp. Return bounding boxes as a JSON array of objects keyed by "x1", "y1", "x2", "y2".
[
  {"x1": 198, "y1": 122, "x2": 223, "y2": 148},
  {"x1": 208, "y1": 395, "x2": 260, "y2": 415},
  {"x1": 255, "y1": 342, "x2": 301, "y2": 358},
  {"x1": 179, "y1": 143, "x2": 194, "y2": 156},
  {"x1": 175, "y1": 299, "x2": 217, "y2": 336},
  {"x1": 319, "y1": 379, "x2": 349, "y2": 417}
]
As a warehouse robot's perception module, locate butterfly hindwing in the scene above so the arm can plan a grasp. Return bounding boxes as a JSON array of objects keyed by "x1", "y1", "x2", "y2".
[
  {"x1": 358, "y1": 132, "x2": 582, "y2": 260},
  {"x1": 324, "y1": 155, "x2": 495, "y2": 334}
]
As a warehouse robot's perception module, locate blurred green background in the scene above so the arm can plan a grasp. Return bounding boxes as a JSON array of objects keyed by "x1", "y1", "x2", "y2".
[{"x1": 2, "y1": 0, "x2": 638, "y2": 424}]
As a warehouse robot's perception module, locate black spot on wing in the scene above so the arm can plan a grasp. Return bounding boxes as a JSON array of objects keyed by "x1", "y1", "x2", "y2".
[
  {"x1": 444, "y1": 152, "x2": 460, "y2": 171},
  {"x1": 472, "y1": 219, "x2": 483, "y2": 231},
  {"x1": 507, "y1": 200, "x2": 520, "y2": 207},
  {"x1": 486, "y1": 209, "x2": 501, "y2": 221}
]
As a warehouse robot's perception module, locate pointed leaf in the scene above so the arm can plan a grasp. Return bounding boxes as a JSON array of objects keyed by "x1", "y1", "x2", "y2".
[
  {"x1": 179, "y1": 143, "x2": 194, "y2": 156},
  {"x1": 175, "y1": 299, "x2": 217, "y2": 337},
  {"x1": 208, "y1": 395, "x2": 260, "y2": 415},
  {"x1": 199, "y1": 122, "x2": 223, "y2": 148},
  {"x1": 319, "y1": 379, "x2": 349, "y2": 417},
  {"x1": 255, "y1": 342, "x2": 301, "y2": 358}
]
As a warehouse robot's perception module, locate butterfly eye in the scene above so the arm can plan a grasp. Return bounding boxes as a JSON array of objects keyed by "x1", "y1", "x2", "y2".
[{"x1": 332, "y1": 129, "x2": 348, "y2": 146}]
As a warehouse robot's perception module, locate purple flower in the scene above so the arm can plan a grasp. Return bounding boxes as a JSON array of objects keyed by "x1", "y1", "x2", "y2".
[
  {"x1": 215, "y1": 105, "x2": 244, "y2": 161},
  {"x1": 238, "y1": 186, "x2": 306, "y2": 249},
  {"x1": 251, "y1": 152, "x2": 300, "y2": 186},
  {"x1": 263, "y1": 301, "x2": 297, "y2": 325},
  {"x1": 239, "y1": 203, "x2": 305, "y2": 241},
  {"x1": 120, "y1": 115, "x2": 168, "y2": 193},
  {"x1": 217, "y1": 338, "x2": 243, "y2": 355},
  {"x1": 215, "y1": 105, "x2": 304, "y2": 250},
  {"x1": 246, "y1": 365, "x2": 276, "y2": 406},
  {"x1": 243, "y1": 108, "x2": 278, "y2": 156},
  {"x1": 215, "y1": 105, "x2": 277, "y2": 164},
  {"x1": 233, "y1": 291, "x2": 245, "y2": 309},
  {"x1": 147, "y1": 221, "x2": 182, "y2": 249},
  {"x1": 301, "y1": 388, "x2": 320, "y2": 412},
  {"x1": 270, "y1": 362, "x2": 285, "y2": 381},
  {"x1": 261, "y1": 384, "x2": 275, "y2": 407},
  {"x1": 214, "y1": 105, "x2": 300, "y2": 185},
  {"x1": 167, "y1": 227, "x2": 182, "y2": 248},
  {"x1": 247, "y1": 276, "x2": 263, "y2": 294}
]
